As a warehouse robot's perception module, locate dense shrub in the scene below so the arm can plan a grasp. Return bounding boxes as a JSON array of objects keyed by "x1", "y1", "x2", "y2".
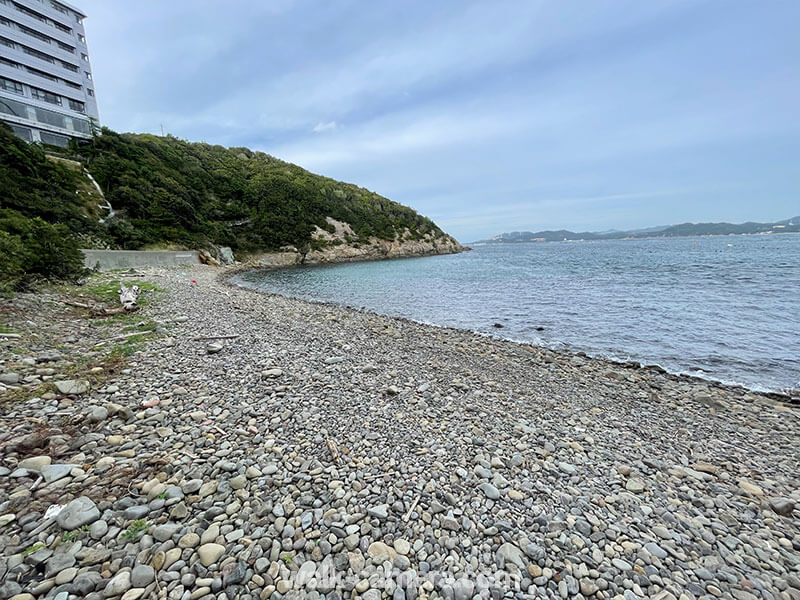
[
  {"x1": 0, "y1": 230, "x2": 26, "y2": 295},
  {"x1": 0, "y1": 124, "x2": 90, "y2": 292},
  {"x1": 0, "y1": 210, "x2": 85, "y2": 293},
  {"x1": 0, "y1": 124, "x2": 96, "y2": 232}
]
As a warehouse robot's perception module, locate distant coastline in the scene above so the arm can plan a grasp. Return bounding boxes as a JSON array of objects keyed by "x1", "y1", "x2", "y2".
[{"x1": 473, "y1": 216, "x2": 799, "y2": 244}]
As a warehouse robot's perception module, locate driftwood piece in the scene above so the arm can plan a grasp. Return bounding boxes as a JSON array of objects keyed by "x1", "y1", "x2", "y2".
[
  {"x1": 0, "y1": 333, "x2": 21, "y2": 339},
  {"x1": 65, "y1": 280, "x2": 142, "y2": 317},
  {"x1": 118, "y1": 283, "x2": 141, "y2": 312},
  {"x1": 64, "y1": 299, "x2": 133, "y2": 317},
  {"x1": 64, "y1": 300, "x2": 93, "y2": 309},
  {"x1": 403, "y1": 492, "x2": 422, "y2": 522}
]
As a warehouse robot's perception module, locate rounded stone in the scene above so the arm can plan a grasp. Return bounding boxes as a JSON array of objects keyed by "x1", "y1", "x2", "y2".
[
  {"x1": 197, "y1": 543, "x2": 226, "y2": 567},
  {"x1": 178, "y1": 532, "x2": 200, "y2": 548},
  {"x1": 393, "y1": 538, "x2": 411, "y2": 556},
  {"x1": 56, "y1": 496, "x2": 100, "y2": 530},
  {"x1": 103, "y1": 571, "x2": 131, "y2": 597},
  {"x1": 130, "y1": 565, "x2": 155, "y2": 587},
  {"x1": 90, "y1": 520, "x2": 109, "y2": 539},
  {"x1": 625, "y1": 479, "x2": 646, "y2": 494},
  {"x1": 55, "y1": 567, "x2": 78, "y2": 584}
]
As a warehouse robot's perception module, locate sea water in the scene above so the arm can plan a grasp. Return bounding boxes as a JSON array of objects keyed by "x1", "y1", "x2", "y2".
[{"x1": 233, "y1": 234, "x2": 800, "y2": 393}]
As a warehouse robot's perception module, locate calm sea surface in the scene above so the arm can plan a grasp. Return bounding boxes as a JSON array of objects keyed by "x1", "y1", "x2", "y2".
[{"x1": 233, "y1": 234, "x2": 800, "y2": 393}]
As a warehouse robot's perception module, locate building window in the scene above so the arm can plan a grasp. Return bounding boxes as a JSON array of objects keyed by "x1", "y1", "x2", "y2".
[
  {"x1": 31, "y1": 87, "x2": 62, "y2": 106},
  {"x1": 18, "y1": 23, "x2": 51, "y2": 44},
  {"x1": 25, "y1": 66, "x2": 56, "y2": 81},
  {"x1": 84, "y1": 71, "x2": 91, "y2": 80},
  {"x1": 57, "y1": 41, "x2": 75, "y2": 52},
  {"x1": 61, "y1": 61, "x2": 78, "y2": 72},
  {"x1": 51, "y1": 1, "x2": 68, "y2": 14},
  {"x1": 0, "y1": 76, "x2": 24, "y2": 95},
  {"x1": 0, "y1": 95, "x2": 27, "y2": 117},
  {"x1": 0, "y1": 54, "x2": 81, "y2": 90},
  {"x1": 13, "y1": 2, "x2": 47, "y2": 23},
  {"x1": 0, "y1": 36, "x2": 13, "y2": 48},
  {"x1": 87, "y1": 88, "x2": 93, "y2": 96},
  {"x1": 23, "y1": 46, "x2": 55, "y2": 63},
  {"x1": 68, "y1": 98, "x2": 84, "y2": 113},
  {"x1": 0, "y1": 56, "x2": 19, "y2": 69},
  {"x1": 81, "y1": 53, "x2": 88, "y2": 61},
  {"x1": 0, "y1": 95, "x2": 90, "y2": 134},
  {"x1": 39, "y1": 131, "x2": 69, "y2": 147},
  {"x1": 9, "y1": 124, "x2": 32, "y2": 141},
  {"x1": 77, "y1": 33, "x2": 85, "y2": 43},
  {"x1": 53, "y1": 21, "x2": 71, "y2": 34}
]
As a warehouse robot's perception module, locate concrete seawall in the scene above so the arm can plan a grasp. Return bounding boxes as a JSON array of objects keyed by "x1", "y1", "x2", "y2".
[{"x1": 81, "y1": 249, "x2": 201, "y2": 271}]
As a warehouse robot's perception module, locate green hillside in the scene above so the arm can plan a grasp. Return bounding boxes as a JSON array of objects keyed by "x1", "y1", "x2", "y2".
[
  {"x1": 0, "y1": 123, "x2": 452, "y2": 291},
  {"x1": 85, "y1": 129, "x2": 446, "y2": 251}
]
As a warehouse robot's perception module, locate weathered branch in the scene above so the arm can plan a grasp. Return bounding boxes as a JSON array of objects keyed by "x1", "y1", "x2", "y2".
[
  {"x1": 64, "y1": 299, "x2": 136, "y2": 317},
  {"x1": 403, "y1": 492, "x2": 422, "y2": 522}
]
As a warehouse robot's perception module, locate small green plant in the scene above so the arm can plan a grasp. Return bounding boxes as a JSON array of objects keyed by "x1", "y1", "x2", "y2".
[
  {"x1": 121, "y1": 519, "x2": 149, "y2": 541},
  {"x1": 0, "y1": 383, "x2": 54, "y2": 408},
  {"x1": 281, "y1": 554, "x2": 292, "y2": 565},
  {"x1": 156, "y1": 492, "x2": 167, "y2": 500},
  {"x1": 22, "y1": 542, "x2": 44, "y2": 557},
  {"x1": 61, "y1": 524, "x2": 89, "y2": 543},
  {"x1": 109, "y1": 339, "x2": 141, "y2": 358}
]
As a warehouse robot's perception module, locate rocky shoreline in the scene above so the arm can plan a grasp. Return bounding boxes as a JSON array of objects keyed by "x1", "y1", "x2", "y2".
[
  {"x1": 1, "y1": 266, "x2": 798, "y2": 600},
  {"x1": 243, "y1": 237, "x2": 465, "y2": 269}
]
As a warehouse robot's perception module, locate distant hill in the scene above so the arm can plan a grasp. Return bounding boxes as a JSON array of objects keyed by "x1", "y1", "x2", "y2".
[{"x1": 474, "y1": 217, "x2": 800, "y2": 244}]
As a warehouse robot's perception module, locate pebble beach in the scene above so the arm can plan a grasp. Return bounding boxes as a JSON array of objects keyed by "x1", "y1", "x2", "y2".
[{"x1": 0, "y1": 265, "x2": 798, "y2": 600}]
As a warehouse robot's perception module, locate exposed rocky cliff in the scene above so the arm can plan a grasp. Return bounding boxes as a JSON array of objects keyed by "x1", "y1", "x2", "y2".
[{"x1": 247, "y1": 217, "x2": 465, "y2": 268}]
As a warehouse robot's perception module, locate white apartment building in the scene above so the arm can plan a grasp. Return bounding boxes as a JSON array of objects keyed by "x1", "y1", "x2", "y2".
[{"x1": 0, "y1": 0, "x2": 98, "y2": 146}]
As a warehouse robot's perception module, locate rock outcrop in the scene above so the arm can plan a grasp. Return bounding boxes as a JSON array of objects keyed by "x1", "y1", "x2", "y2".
[{"x1": 250, "y1": 217, "x2": 465, "y2": 268}]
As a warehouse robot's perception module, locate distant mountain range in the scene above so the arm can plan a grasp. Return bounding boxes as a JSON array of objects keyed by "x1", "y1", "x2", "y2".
[{"x1": 473, "y1": 217, "x2": 800, "y2": 244}]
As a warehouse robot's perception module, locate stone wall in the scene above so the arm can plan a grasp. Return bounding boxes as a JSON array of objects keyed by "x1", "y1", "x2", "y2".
[{"x1": 81, "y1": 250, "x2": 201, "y2": 271}]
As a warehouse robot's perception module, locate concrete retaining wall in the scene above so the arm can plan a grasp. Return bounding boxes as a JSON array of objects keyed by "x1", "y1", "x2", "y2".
[{"x1": 82, "y1": 249, "x2": 201, "y2": 271}]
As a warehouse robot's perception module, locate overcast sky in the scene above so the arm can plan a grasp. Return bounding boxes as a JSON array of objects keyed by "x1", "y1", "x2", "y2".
[{"x1": 79, "y1": 0, "x2": 799, "y2": 242}]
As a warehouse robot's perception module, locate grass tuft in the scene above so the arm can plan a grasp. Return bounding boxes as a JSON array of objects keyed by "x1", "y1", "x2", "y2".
[{"x1": 121, "y1": 519, "x2": 149, "y2": 541}]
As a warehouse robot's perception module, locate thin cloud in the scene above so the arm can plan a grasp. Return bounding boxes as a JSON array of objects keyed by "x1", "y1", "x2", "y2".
[{"x1": 312, "y1": 121, "x2": 338, "y2": 134}]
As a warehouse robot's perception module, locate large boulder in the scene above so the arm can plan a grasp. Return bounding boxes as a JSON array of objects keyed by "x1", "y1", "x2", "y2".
[
  {"x1": 497, "y1": 542, "x2": 527, "y2": 570},
  {"x1": 218, "y1": 247, "x2": 235, "y2": 265},
  {"x1": 56, "y1": 496, "x2": 100, "y2": 530},
  {"x1": 54, "y1": 380, "x2": 89, "y2": 395}
]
